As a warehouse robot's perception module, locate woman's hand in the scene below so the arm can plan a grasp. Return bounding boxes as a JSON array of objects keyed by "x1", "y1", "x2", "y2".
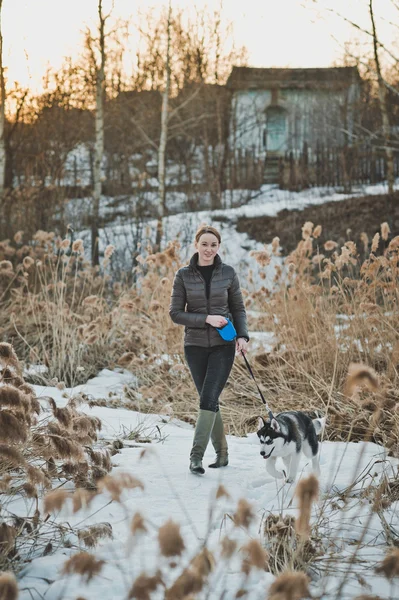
[
  {"x1": 236, "y1": 337, "x2": 249, "y2": 355},
  {"x1": 206, "y1": 315, "x2": 228, "y2": 328}
]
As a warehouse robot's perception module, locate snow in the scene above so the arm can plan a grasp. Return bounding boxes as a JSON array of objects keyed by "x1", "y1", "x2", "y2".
[
  {"x1": 64, "y1": 178, "x2": 399, "y2": 298},
  {"x1": 14, "y1": 369, "x2": 399, "y2": 600},
  {"x1": 12, "y1": 179, "x2": 399, "y2": 597}
]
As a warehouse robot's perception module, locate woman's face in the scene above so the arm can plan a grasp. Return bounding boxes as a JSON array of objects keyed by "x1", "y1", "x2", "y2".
[{"x1": 195, "y1": 233, "x2": 220, "y2": 265}]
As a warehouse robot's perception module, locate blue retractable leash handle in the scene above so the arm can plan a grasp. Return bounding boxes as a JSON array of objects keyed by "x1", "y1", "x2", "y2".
[
  {"x1": 216, "y1": 318, "x2": 237, "y2": 342},
  {"x1": 240, "y1": 350, "x2": 275, "y2": 420}
]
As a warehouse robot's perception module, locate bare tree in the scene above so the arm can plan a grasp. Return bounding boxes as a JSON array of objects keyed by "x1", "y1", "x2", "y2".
[
  {"x1": 87, "y1": 0, "x2": 108, "y2": 265},
  {"x1": 4, "y1": 84, "x2": 29, "y2": 188},
  {"x1": 83, "y1": 0, "x2": 130, "y2": 263},
  {"x1": 369, "y1": 0, "x2": 395, "y2": 194},
  {"x1": 310, "y1": 1, "x2": 397, "y2": 192},
  {"x1": 133, "y1": 3, "x2": 247, "y2": 224},
  {"x1": 155, "y1": 0, "x2": 172, "y2": 249},
  {"x1": 0, "y1": 0, "x2": 6, "y2": 195}
]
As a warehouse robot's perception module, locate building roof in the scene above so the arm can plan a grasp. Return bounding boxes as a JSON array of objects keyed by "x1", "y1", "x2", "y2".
[{"x1": 226, "y1": 66, "x2": 361, "y2": 91}]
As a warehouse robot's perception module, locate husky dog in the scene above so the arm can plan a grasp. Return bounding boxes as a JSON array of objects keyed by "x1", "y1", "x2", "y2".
[{"x1": 257, "y1": 411, "x2": 325, "y2": 483}]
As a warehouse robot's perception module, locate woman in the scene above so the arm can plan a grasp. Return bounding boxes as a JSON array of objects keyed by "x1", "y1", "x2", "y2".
[{"x1": 169, "y1": 225, "x2": 249, "y2": 475}]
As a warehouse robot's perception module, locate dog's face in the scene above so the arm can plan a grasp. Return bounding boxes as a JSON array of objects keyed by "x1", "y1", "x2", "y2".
[{"x1": 256, "y1": 416, "x2": 285, "y2": 459}]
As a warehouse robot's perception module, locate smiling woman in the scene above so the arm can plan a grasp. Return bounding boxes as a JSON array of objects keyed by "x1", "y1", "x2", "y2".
[
  {"x1": 169, "y1": 224, "x2": 249, "y2": 475},
  {"x1": 196, "y1": 228, "x2": 220, "y2": 266}
]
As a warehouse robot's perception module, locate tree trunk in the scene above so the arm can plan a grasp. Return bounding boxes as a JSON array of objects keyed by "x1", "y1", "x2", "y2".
[
  {"x1": 369, "y1": 0, "x2": 394, "y2": 195},
  {"x1": 155, "y1": 0, "x2": 172, "y2": 250},
  {"x1": 212, "y1": 7, "x2": 223, "y2": 209},
  {"x1": 92, "y1": 0, "x2": 106, "y2": 266},
  {"x1": 0, "y1": 0, "x2": 6, "y2": 195},
  {"x1": 214, "y1": 92, "x2": 225, "y2": 209}
]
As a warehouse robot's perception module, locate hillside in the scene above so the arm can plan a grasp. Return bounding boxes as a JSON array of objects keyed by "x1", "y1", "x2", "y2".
[{"x1": 236, "y1": 191, "x2": 399, "y2": 254}]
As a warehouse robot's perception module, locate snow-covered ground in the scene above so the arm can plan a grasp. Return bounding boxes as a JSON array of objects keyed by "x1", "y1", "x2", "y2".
[
  {"x1": 11, "y1": 181, "x2": 399, "y2": 598},
  {"x1": 66, "y1": 179, "x2": 399, "y2": 289},
  {"x1": 13, "y1": 369, "x2": 399, "y2": 600}
]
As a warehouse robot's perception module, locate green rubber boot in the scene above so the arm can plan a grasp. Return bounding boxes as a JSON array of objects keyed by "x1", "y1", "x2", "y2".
[
  {"x1": 189, "y1": 409, "x2": 216, "y2": 475},
  {"x1": 208, "y1": 410, "x2": 229, "y2": 468}
]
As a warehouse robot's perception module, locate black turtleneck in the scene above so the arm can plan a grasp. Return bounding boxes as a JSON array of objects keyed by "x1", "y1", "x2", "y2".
[{"x1": 196, "y1": 263, "x2": 215, "y2": 299}]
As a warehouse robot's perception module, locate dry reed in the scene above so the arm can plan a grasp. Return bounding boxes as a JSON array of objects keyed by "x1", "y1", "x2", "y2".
[
  {"x1": 0, "y1": 342, "x2": 111, "y2": 576},
  {"x1": 295, "y1": 475, "x2": 319, "y2": 540},
  {"x1": 0, "y1": 572, "x2": 18, "y2": 600},
  {"x1": 267, "y1": 570, "x2": 310, "y2": 600},
  {"x1": 158, "y1": 519, "x2": 185, "y2": 557},
  {"x1": 62, "y1": 552, "x2": 105, "y2": 582},
  {"x1": 128, "y1": 570, "x2": 164, "y2": 600}
]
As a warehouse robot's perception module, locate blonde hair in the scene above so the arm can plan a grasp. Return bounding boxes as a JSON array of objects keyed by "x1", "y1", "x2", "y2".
[{"x1": 194, "y1": 225, "x2": 221, "y2": 244}]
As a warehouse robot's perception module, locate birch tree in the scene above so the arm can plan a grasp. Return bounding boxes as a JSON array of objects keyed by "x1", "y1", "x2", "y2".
[
  {"x1": 0, "y1": 0, "x2": 6, "y2": 195},
  {"x1": 369, "y1": 0, "x2": 395, "y2": 194},
  {"x1": 87, "y1": 0, "x2": 107, "y2": 265},
  {"x1": 155, "y1": 0, "x2": 172, "y2": 249}
]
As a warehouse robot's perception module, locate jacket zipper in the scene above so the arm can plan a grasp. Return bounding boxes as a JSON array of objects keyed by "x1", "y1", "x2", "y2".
[
  {"x1": 207, "y1": 266, "x2": 219, "y2": 348},
  {"x1": 206, "y1": 283, "x2": 210, "y2": 348},
  {"x1": 196, "y1": 265, "x2": 218, "y2": 348}
]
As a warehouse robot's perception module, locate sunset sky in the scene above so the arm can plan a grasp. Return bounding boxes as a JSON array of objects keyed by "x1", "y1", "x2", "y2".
[{"x1": 3, "y1": 0, "x2": 398, "y2": 91}]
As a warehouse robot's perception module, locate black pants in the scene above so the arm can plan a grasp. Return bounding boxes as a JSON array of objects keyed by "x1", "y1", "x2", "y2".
[{"x1": 184, "y1": 345, "x2": 236, "y2": 412}]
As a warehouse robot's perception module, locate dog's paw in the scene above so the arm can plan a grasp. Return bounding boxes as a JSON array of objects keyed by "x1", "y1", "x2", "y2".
[{"x1": 285, "y1": 476, "x2": 295, "y2": 484}]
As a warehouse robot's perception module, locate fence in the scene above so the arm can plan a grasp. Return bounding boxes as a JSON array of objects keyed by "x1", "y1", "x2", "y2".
[
  {"x1": 14, "y1": 142, "x2": 399, "y2": 199},
  {"x1": 224, "y1": 148, "x2": 265, "y2": 190},
  {"x1": 278, "y1": 143, "x2": 399, "y2": 191}
]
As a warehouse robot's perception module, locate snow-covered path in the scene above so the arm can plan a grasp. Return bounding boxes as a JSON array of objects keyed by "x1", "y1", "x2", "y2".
[{"x1": 16, "y1": 371, "x2": 399, "y2": 600}]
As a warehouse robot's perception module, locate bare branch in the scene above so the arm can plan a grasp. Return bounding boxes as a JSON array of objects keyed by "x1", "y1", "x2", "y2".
[
  {"x1": 326, "y1": 7, "x2": 399, "y2": 64},
  {"x1": 129, "y1": 115, "x2": 158, "y2": 150},
  {"x1": 168, "y1": 84, "x2": 203, "y2": 120},
  {"x1": 331, "y1": 33, "x2": 399, "y2": 98},
  {"x1": 167, "y1": 113, "x2": 209, "y2": 135},
  {"x1": 8, "y1": 89, "x2": 28, "y2": 138},
  {"x1": 103, "y1": 0, "x2": 115, "y2": 22}
]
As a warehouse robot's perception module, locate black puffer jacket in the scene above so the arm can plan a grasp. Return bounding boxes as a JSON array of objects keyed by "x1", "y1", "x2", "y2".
[{"x1": 169, "y1": 253, "x2": 249, "y2": 347}]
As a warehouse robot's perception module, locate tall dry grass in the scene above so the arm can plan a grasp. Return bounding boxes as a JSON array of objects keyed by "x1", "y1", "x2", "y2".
[
  {"x1": 0, "y1": 222, "x2": 398, "y2": 452},
  {"x1": 1, "y1": 224, "x2": 398, "y2": 598},
  {"x1": 242, "y1": 221, "x2": 399, "y2": 453},
  {"x1": 0, "y1": 342, "x2": 112, "y2": 574},
  {"x1": 0, "y1": 231, "x2": 182, "y2": 386}
]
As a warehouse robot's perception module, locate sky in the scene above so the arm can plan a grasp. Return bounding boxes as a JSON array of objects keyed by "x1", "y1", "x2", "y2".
[{"x1": 3, "y1": 0, "x2": 399, "y2": 93}]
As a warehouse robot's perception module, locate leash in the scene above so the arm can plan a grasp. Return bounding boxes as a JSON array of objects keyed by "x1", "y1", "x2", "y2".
[{"x1": 240, "y1": 350, "x2": 275, "y2": 420}]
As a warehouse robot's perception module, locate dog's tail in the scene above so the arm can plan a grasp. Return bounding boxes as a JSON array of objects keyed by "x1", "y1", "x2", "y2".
[{"x1": 312, "y1": 417, "x2": 326, "y2": 436}]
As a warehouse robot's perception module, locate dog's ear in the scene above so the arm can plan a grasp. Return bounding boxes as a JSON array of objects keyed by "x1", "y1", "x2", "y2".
[
  {"x1": 270, "y1": 418, "x2": 280, "y2": 432},
  {"x1": 257, "y1": 416, "x2": 265, "y2": 430}
]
